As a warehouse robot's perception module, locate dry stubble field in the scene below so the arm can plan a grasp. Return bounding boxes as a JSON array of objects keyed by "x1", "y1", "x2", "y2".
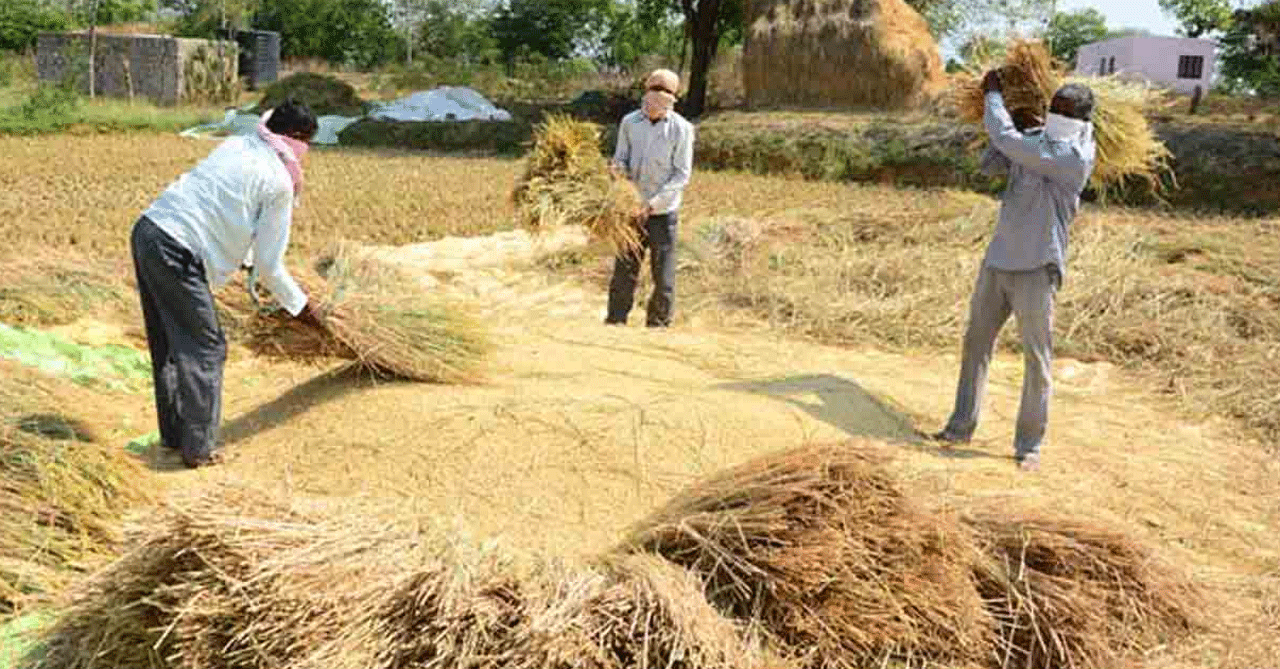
[{"x1": 2, "y1": 133, "x2": 1279, "y2": 668}]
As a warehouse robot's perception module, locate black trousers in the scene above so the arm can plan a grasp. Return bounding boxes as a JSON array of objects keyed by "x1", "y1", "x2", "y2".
[
  {"x1": 606, "y1": 212, "x2": 678, "y2": 327},
  {"x1": 130, "y1": 216, "x2": 226, "y2": 467}
]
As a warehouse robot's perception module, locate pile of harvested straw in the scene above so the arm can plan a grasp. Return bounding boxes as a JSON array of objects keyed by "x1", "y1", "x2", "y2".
[
  {"x1": 950, "y1": 39, "x2": 1172, "y2": 199},
  {"x1": 966, "y1": 511, "x2": 1207, "y2": 669},
  {"x1": 618, "y1": 442, "x2": 993, "y2": 669},
  {"x1": 0, "y1": 363, "x2": 151, "y2": 616},
  {"x1": 242, "y1": 242, "x2": 491, "y2": 384},
  {"x1": 742, "y1": 0, "x2": 947, "y2": 110},
  {"x1": 511, "y1": 114, "x2": 644, "y2": 256},
  {"x1": 28, "y1": 483, "x2": 413, "y2": 669}
]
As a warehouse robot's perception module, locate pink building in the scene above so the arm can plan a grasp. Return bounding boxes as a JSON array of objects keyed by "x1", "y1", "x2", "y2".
[{"x1": 1074, "y1": 34, "x2": 1218, "y2": 95}]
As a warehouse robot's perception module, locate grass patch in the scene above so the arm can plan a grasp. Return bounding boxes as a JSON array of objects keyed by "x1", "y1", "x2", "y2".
[{"x1": 0, "y1": 86, "x2": 225, "y2": 136}]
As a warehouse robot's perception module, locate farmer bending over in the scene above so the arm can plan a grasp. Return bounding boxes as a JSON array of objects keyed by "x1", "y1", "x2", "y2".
[
  {"x1": 930, "y1": 71, "x2": 1097, "y2": 472},
  {"x1": 130, "y1": 98, "x2": 324, "y2": 468},
  {"x1": 605, "y1": 68, "x2": 695, "y2": 328}
]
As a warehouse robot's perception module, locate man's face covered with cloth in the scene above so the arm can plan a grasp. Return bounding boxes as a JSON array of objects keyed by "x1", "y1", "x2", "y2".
[{"x1": 642, "y1": 69, "x2": 679, "y2": 121}]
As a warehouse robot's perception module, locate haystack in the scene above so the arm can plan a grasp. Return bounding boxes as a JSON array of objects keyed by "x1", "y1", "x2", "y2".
[
  {"x1": 27, "y1": 483, "x2": 413, "y2": 669},
  {"x1": 618, "y1": 442, "x2": 993, "y2": 669},
  {"x1": 966, "y1": 510, "x2": 1207, "y2": 669},
  {"x1": 242, "y1": 242, "x2": 491, "y2": 384},
  {"x1": 358, "y1": 549, "x2": 761, "y2": 669},
  {"x1": 950, "y1": 39, "x2": 1173, "y2": 199},
  {"x1": 0, "y1": 362, "x2": 151, "y2": 616},
  {"x1": 742, "y1": 0, "x2": 947, "y2": 109},
  {"x1": 511, "y1": 114, "x2": 644, "y2": 256}
]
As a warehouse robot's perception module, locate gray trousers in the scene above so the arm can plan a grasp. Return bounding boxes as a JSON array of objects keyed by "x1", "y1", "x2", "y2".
[
  {"x1": 130, "y1": 216, "x2": 226, "y2": 467},
  {"x1": 606, "y1": 212, "x2": 677, "y2": 327},
  {"x1": 942, "y1": 264, "x2": 1059, "y2": 459}
]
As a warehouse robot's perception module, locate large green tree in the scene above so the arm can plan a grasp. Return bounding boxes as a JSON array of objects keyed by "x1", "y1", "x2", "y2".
[
  {"x1": 0, "y1": 0, "x2": 68, "y2": 51},
  {"x1": 252, "y1": 0, "x2": 403, "y2": 68},
  {"x1": 489, "y1": 0, "x2": 612, "y2": 65},
  {"x1": 1159, "y1": 0, "x2": 1234, "y2": 37},
  {"x1": 1218, "y1": 1, "x2": 1280, "y2": 96},
  {"x1": 1043, "y1": 8, "x2": 1109, "y2": 66}
]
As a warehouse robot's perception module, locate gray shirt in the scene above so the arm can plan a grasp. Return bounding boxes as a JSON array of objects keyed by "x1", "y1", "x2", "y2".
[
  {"x1": 612, "y1": 109, "x2": 695, "y2": 215},
  {"x1": 979, "y1": 91, "x2": 1096, "y2": 281}
]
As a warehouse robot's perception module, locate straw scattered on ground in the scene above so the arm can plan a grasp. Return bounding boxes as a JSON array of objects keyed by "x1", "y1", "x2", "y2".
[
  {"x1": 950, "y1": 39, "x2": 1173, "y2": 199},
  {"x1": 241, "y1": 242, "x2": 492, "y2": 384},
  {"x1": 0, "y1": 362, "x2": 152, "y2": 617},
  {"x1": 618, "y1": 441, "x2": 994, "y2": 669},
  {"x1": 511, "y1": 113, "x2": 644, "y2": 256},
  {"x1": 0, "y1": 252, "x2": 131, "y2": 329},
  {"x1": 966, "y1": 509, "x2": 1209, "y2": 669}
]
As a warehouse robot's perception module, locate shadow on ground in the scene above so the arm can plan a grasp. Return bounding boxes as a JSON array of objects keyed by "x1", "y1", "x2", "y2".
[
  {"x1": 139, "y1": 364, "x2": 383, "y2": 472},
  {"x1": 714, "y1": 373, "x2": 1000, "y2": 461}
]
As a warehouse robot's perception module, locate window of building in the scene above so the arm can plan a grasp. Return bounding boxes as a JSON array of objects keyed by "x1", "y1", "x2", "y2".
[
  {"x1": 1178, "y1": 55, "x2": 1204, "y2": 79},
  {"x1": 1099, "y1": 57, "x2": 1107, "y2": 74},
  {"x1": 1108, "y1": 56, "x2": 1116, "y2": 74}
]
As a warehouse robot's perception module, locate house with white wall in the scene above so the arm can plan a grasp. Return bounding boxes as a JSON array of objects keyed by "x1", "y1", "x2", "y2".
[{"x1": 1074, "y1": 34, "x2": 1217, "y2": 94}]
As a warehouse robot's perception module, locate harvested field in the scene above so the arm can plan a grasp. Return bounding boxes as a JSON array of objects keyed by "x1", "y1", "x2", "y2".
[
  {"x1": 0, "y1": 363, "x2": 153, "y2": 616},
  {"x1": 1, "y1": 133, "x2": 1278, "y2": 669}
]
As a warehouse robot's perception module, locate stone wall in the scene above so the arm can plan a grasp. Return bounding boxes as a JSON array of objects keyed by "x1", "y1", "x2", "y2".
[{"x1": 35, "y1": 32, "x2": 236, "y2": 106}]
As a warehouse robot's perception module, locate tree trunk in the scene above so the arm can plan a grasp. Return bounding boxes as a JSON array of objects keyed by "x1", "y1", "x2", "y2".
[
  {"x1": 88, "y1": 0, "x2": 101, "y2": 98},
  {"x1": 684, "y1": 0, "x2": 721, "y2": 119}
]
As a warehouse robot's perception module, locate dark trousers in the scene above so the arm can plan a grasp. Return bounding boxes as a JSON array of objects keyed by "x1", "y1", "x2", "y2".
[
  {"x1": 130, "y1": 216, "x2": 227, "y2": 467},
  {"x1": 606, "y1": 212, "x2": 678, "y2": 327}
]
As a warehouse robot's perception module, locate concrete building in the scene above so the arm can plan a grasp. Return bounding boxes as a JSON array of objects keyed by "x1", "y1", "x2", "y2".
[
  {"x1": 1074, "y1": 34, "x2": 1218, "y2": 94},
  {"x1": 36, "y1": 32, "x2": 237, "y2": 106}
]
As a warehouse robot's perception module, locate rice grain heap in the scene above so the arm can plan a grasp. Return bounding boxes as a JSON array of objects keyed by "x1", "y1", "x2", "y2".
[
  {"x1": 742, "y1": 0, "x2": 948, "y2": 110},
  {"x1": 618, "y1": 442, "x2": 994, "y2": 669},
  {"x1": 966, "y1": 510, "x2": 1207, "y2": 669},
  {"x1": 243, "y1": 242, "x2": 491, "y2": 384},
  {"x1": 950, "y1": 39, "x2": 1173, "y2": 200},
  {"x1": 511, "y1": 114, "x2": 644, "y2": 256},
  {"x1": 0, "y1": 362, "x2": 151, "y2": 616}
]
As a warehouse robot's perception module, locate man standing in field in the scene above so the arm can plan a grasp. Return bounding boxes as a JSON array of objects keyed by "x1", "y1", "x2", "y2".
[
  {"x1": 930, "y1": 71, "x2": 1097, "y2": 472},
  {"x1": 605, "y1": 68, "x2": 696, "y2": 328},
  {"x1": 130, "y1": 98, "x2": 325, "y2": 468}
]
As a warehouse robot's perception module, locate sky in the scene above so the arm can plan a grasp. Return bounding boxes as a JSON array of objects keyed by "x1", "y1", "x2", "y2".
[{"x1": 1056, "y1": 0, "x2": 1181, "y2": 36}]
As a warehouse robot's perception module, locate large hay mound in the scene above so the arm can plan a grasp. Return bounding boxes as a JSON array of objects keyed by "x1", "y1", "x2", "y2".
[
  {"x1": 950, "y1": 39, "x2": 1173, "y2": 200},
  {"x1": 618, "y1": 442, "x2": 994, "y2": 669},
  {"x1": 255, "y1": 72, "x2": 366, "y2": 117},
  {"x1": 511, "y1": 114, "x2": 644, "y2": 257},
  {"x1": 27, "y1": 484, "x2": 411, "y2": 669},
  {"x1": 967, "y1": 510, "x2": 1207, "y2": 669},
  {"x1": 349, "y1": 549, "x2": 761, "y2": 669},
  {"x1": 742, "y1": 0, "x2": 947, "y2": 110},
  {"x1": 241, "y1": 242, "x2": 492, "y2": 384},
  {"x1": 30, "y1": 484, "x2": 763, "y2": 669},
  {"x1": 0, "y1": 363, "x2": 152, "y2": 616}
]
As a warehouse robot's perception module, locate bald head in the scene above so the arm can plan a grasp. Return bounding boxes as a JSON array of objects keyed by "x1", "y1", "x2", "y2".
[{"x1": 1050, "y1": 83, "x2": 1095, "y2": 122}]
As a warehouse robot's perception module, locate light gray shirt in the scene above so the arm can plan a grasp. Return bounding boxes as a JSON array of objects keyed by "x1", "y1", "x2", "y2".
[
  {"x1": 979, "y1": 91, "x2": 1096, "y2": 281},
  {"x1": 612, "y1": 109, "x2": 695, "y2": 215}
]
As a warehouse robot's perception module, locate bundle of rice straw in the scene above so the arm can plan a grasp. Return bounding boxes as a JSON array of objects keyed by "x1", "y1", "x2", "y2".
[
  {"x1": 618, "y1": 442, "x2": 994, "y2": 669},
  {"x1": 523, "y1": 554, "x2": 762, "y2": 669},
  {"x1": 511, "y1": 114, "x2": 644, "y2": 256},
  {"x1": 966, "y1": 510, "x2": 1208, "y2": 669},
  {"x1": 27, "y1": 483, "x2": 415, "y2": 669},
  {"x1": 950, "y1": 39, "x2": 1173, "y2": 200},
  {"x1": 0, "y1": 363, "x2": 152, "y2": 616},
  {"x1": 243, "y1": 242, "x2": 491, "y2": 384},
  {"x1": 352, "y1": 548, "x2": 762, "y2": 669}
]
